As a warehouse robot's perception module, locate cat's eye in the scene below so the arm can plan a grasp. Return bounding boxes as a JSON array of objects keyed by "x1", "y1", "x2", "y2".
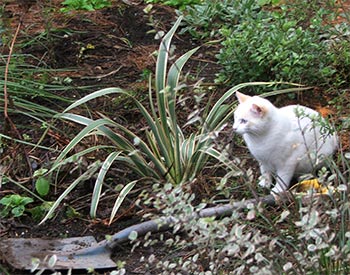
[{"x1": 240, "y1": 119, "x2": 248, "y2": 124}]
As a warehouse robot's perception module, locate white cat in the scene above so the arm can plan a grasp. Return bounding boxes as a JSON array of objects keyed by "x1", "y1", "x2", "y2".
[{"x1": 233, "y1": 92, "x2": 338, "y2": 193}]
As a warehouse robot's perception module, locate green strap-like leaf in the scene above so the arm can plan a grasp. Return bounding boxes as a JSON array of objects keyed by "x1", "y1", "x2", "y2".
[
  {"x1": 90, "y1": 151, "x2": 122, "y2": 218},
  {"x1": 155, "y1": 16, "x2": 183, "y2": 93},
  {"x1": 167, "y1": 47, "x2": 200, "y2": 183},
  {"x1": 54, "y1": 118, "x2": 117, "y2": 165},
  {"x1": 50, "y1": 145, "x2": 114, "y2": 171},
  {"x1": 62, "y1": 87, "x2": 126, "y2": 113},
  {"x1": 109, "y1": 180, "x2": 137, "y2": 225},
  {"x1": 60, "y1": 113, "x2": 134, "y2": 150},
  {"x1": 155, "y1": 17, "x2": 183, "y2": 178},
  {"x1": 40, "y1": 162, "x2": 100, "y2": 224}
]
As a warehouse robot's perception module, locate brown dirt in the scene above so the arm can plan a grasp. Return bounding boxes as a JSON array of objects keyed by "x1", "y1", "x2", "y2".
[{"x1": 0, "y1": 1, "x2": 349, "y2": 274}]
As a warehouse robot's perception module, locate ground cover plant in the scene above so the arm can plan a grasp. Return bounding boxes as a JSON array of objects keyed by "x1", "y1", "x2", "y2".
[
  {"x1": 0, "y1": 0, "x2": 349, "y2": 274},
  {"x1": 131, "y1": 161, "x2": 350, "y2": 275},
  {"x1": 60, "y1": 0, "x2": 112, "y2": 12},
  {"x1": 145, "y1": 0, "x2": 202, "y2": 9}
]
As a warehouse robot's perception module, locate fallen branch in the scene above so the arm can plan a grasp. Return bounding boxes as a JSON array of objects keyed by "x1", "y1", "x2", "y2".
[{"x1": 104, "y1": 192, "x2": 301, "y2": 250}]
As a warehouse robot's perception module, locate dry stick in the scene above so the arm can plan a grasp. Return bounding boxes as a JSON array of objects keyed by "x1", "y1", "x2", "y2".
[
  {"x1": 68, "y1": 193, "x2": 288, "y2": 257},
  {"x1": 3, "y1": 19, "x2": 33, "y2": 177},
  {"x1": 102, "y1": 192, "x2": 312, "y2": 251}
]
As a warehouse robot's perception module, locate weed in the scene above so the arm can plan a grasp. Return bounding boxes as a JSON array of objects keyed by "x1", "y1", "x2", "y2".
[
  {"x1": 60, "y1": 0, "x2": 112, "y2": 12},
  {"x1": 0, "y1": 54, "x2": 75, "y2": 120},
  {"x1": 0, "y1": 194, "x2": 33, "y2": 218},
  {"x1": 34, "y1": 168, "x2": 51, "y2": 198},
  {"x1": 145, "y1": 0, "x2": 202, "y2": 10}
]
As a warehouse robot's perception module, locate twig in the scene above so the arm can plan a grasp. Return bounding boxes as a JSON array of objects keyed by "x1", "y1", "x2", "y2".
[{"x1": 81, "y1": 66, "x2": 123, "y2": 80}]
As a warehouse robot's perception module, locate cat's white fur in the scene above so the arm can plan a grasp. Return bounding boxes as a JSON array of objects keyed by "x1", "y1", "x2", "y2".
[{"x1": 233, "y1": 92, "x2": 338, "y2": 193}]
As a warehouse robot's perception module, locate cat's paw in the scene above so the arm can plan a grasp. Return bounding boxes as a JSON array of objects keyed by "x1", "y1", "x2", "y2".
[
  {"x1": 271, "y1": 184, "x2": 286, "y2": 194},
  {"x1": 258, "y1": 178, "x2": 271, "y2": 189}
]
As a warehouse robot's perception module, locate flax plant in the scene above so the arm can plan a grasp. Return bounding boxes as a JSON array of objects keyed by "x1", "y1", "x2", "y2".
[{"x1": 41, "y1": 16, "x2": 302, "y2": 224}]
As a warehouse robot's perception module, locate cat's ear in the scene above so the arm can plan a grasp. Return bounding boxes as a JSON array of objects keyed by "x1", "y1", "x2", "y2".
[
  {"x1": 251, "y1": 103, "x2": 266, "y2": 117},
  {"x1": 236, "y1": 91, "x2": 250, "y2": 103}
]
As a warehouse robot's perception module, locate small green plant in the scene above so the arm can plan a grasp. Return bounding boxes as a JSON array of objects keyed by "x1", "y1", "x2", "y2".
[
  {"x1": 41, "y1": 16, "x2": 221, "y2": 224},
  {"x1": 0, "y1": 54, "x2": 73, "y2": 120},
  {"x1": 0, "y1": 194, "x2": 33, "y2": 218},
  {"x1": 60, "y1": 0, "x2": 112, "y2": 12},
  {"x1": 34, "y1": 168, "x2": 51, "y2": 198},
  {"x1": 145, "y1": 0, "x2": 202, "y2": 10},
  {"x1": 27, "y1": 201, "x2": 54, "y2": 221}
]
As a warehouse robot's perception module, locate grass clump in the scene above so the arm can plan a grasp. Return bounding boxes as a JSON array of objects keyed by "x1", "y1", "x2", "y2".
[{"x1": 0, "y1": 54, "x2": 73, "y2": 120}]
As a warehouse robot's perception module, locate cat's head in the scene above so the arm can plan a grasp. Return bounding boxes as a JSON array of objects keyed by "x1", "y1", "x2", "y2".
[{"x1": 233, "y1": 92, "x2": 274, "y2": 135}]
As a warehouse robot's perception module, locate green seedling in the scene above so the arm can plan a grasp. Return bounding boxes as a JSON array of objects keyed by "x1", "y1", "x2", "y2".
[
  {"x1": 0, "y1": 194, "x2": 34, "y2": 218},
  {"x1": 27, "y1": 201, "x2": 54, "y2": 221},
  {"x1": 34, "y1": 168, "x2": 51, "y2": 197}
]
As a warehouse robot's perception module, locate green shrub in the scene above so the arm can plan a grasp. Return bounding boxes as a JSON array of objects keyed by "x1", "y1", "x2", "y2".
[
  {"x1": 179, "y1": 0, "x2": 260, "y2": 39},
  {"x1": 181, "y1": 0, "x2": 350, "y2": 88},
  {"x1": 216, "y1": 4, "x2": 349, "y2": 87}
]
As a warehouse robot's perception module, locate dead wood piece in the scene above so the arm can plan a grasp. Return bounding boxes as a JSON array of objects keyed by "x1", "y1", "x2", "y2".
[{"x1": 107, "y1": 192, "x2": 299, "y2": 250}]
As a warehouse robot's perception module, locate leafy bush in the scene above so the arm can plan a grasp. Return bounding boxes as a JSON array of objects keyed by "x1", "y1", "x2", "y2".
[
  {"x1": 179, "y1": 0, "x2": 260, "y2": 39},
  {"x1": 181, "y1": 0, "x2": 350, "y2": 88},
  {"x1": 216, "y1": 4, "x2": 350, "y2": 87}
]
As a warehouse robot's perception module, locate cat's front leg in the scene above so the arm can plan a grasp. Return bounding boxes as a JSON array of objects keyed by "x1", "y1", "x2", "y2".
[
  {"x1": 271, "y1": 169, "x2": 294, "y2": 193},
  {"x1": 258, "y1": 163, "x2": 272, "y2": 189}
]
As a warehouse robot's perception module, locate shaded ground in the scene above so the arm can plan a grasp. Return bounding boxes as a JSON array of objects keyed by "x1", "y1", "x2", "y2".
[{"x1": 0, "y1": 0, "x2": 349, "y2": 274}]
